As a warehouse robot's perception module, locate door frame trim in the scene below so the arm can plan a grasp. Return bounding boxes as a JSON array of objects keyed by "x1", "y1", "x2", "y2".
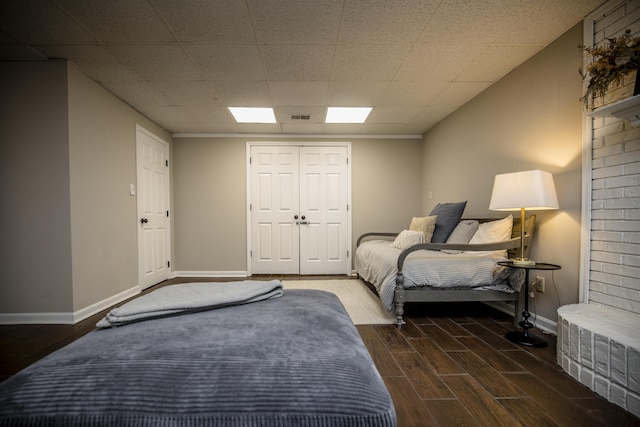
[{"x1": 246, "y1": 141, "x2": 352, "y2": 276}]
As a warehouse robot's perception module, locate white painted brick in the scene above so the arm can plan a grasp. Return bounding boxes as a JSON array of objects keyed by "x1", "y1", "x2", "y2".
[
  {"x1": 581, "y1": 367, "x2": 595, "y2": 389},
  {"x1": 592, "y1": 230, "x2": 625, "y2": 242},
  {"x1": 592, "y1": 209, "x2": 624, "y2": 220},
  {"x1": 606, "y1": 174, "x2": 640, "y2": 188},
  {"x1": 562, "y1": 354, "x2": 570, "y2": 372},
  {"x1": 612, "y1": 341, "x2": 628, "y2": 386},
  {"x1": 629, "y1": 347, "x2": 640, "y2": 394},
  {"x1": 569, "y1": 359, "x2": 581, "y2": 381},
  {"x1": 604, "y1": 197, "x2": 640, "y2": 209},
  {"x1": 628, "y1": 392, "x2": 640, "y2": 418},
  {"x1": 570, "y1": 324, "x2": 580, "y2": 360},
  {"x1": 610, "y1": 382, "x2": 628, "y2": 409},
  {"x1": 595, "y1": 375, "x2": 610, "y2": 399},
  {"x1": 595, "y1": 334, "x2": 610, "y2": 376},
  {"x1": 581, "y1": 328, "x2": 594, "y2": 368}
]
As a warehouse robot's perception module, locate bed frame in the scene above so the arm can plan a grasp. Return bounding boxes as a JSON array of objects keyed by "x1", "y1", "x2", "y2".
[{"x1": 356, "y1": 216, "x2": 535, "y2": 328}]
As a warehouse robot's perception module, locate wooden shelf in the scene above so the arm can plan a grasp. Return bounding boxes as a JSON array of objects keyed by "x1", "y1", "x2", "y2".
[{"x1": 587, "y1": 94, "x2": 640, "y2": 127}]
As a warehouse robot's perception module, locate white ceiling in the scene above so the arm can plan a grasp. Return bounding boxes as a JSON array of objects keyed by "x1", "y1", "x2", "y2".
[{"x1": 0, "y1": 0, "x2": 602, "y2": 136}]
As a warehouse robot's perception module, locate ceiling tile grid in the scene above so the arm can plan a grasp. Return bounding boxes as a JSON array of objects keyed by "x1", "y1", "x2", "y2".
[{"x1": 0, "y1": 0, "x2": 604, "y2": 135}]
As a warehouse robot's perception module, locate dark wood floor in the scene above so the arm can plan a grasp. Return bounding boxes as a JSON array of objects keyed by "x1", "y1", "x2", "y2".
[{"x1": 1, "y1": 275, "x2": 639, "y2": 427}]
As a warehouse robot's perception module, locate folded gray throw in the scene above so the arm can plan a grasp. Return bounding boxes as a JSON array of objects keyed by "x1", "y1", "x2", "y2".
[{"x1": 97, "y1": 280, "x2": 283, "y2": 328}]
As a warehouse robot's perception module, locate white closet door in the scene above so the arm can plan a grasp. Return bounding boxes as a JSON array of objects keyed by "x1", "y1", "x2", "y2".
[
  {"x1": 299, "y1": 146, "x2": 349, "y2": 275},
  {"x1": 249, "y1": 144, "x2": 350, "y2": 275},
  {"x1": 250, "y1": 145, "x2": 300, "y2": 274}
]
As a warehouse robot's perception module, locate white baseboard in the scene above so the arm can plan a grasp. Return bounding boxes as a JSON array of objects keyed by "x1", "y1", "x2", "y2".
[
  {"x1": 0, "y1": 286, "x2": 140, "y2": 325},
  {"x1": 72, "y1": 286, "x2": 140, "y2": 323},
  {"x1": 484, "y1": 301, "x2": 557, "y2": 335},
  {"x1": 175, "y1": 271, "x2": 248, "y2": 278}
]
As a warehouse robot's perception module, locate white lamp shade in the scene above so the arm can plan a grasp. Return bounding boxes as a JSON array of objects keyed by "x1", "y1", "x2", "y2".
[{"x1": 489, "y1": 170, "x2": 559, "y2": 211}]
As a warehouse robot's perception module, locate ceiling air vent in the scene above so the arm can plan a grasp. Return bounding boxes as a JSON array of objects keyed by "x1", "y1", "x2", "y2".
[{"x1": 291, "y1": 115, "x2": 311, "y2": 120}]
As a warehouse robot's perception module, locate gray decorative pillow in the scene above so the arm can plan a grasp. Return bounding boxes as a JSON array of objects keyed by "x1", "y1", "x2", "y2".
[
  {"x1": 429, "y1": 201, "x2": 467, "y2": 243},
  {"x1": 443, "y1": 219, "x2": 479, "y2": 254}
]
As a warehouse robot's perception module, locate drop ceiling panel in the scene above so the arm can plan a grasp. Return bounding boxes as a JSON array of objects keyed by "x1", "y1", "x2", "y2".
[
  {"x1": 262, "y1": 44, "x2": 335, "y2": 81},
  {"x1": 326, "y1": 81, "x2": 389, "y2": 106},
  {"x1": 0, "y1": 0, "x2": 604, "y2": 135},
  {"x1": 456, "y1": 45, "x2": 541, "y2": 82},
  {"x1": 56, "y1": 0, "x2": 174, "y2": 43},
  {"x1": 339, "y1": 0, "x2": 439, "y2": 42},
  {"x1": 378, "y1": 81, "x2": 449, "y2": 106},
  {"x1": 186, "y1": 44, "x2": 266, "y2": 81},
  {"x1": 209, "y1": 81, "x2": 272, "y2": 106},
  {"x1": 0, "y1": 1, "x2": 95, "y2": 44},
  {"x1": 367, "y1": 106, "x2": 422, "y2": 124},
  {"x1": 249, "y1": 0, "x2": 343, "y2": 43},
  {"x1": 108, "y1": 44, "x2": 202, "y2": 81},
  {"x1": 150, "y1": 0, "x2": 255, "y2": 42},
  {"x1": 395, "y1": 44, "x2": 483, "y2": 83},
  {"x1": 36, "y1": 45, "x2": 141, "y2": 83},
  {"x1": 332, "y1": 43, "x2": 412, "y2": 81},
  {"x1": 150, "y1": 81, "x2": 220, "y2": 107},
  {"x1": 269, "y1": 81, "x2": 329, "y2": 106}
]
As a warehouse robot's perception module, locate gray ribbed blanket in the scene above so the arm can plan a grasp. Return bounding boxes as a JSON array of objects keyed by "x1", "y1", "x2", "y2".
[
  {"x1": 97, "y1": 280, "x2": 283, "y2": 328},
  {"x1": 0, "y1": 289, "x2": 396, "y2": 427}
]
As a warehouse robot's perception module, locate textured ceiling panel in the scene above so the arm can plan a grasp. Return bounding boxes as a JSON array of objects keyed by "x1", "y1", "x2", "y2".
[
  {"x1": 0, "y1": 0, "x2": 603, "y2": 135},
  {"x1": 150, "y1": 0, "x2": 255, "y2": 42},
  {"x1": 262, "y1": 44, "x2": 335, "y2": 81},
  {"x1": 339, "y1": 0, "x2": 439, "y2": 42},
  {"x1": 250, "y1": 0, "x2": 343, "y2": 43},
  {"x1": 56, "y1": 0, "x2": 174, "y2": 43}
]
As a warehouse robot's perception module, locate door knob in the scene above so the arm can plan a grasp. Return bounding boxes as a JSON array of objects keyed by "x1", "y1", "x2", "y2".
[
  {"x1": 301, "y1": 215, "x2": 306, "y2": 220},
  {"x1": 294, "y1": 215, "x2": 299, "y2": 220},
  {"x1": 140, "y1": 218, "x2": 148, "y2": 224}
]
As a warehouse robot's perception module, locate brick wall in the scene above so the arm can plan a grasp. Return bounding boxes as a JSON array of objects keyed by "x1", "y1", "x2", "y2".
[
  {"x1": 560, "y1": 0, "x2": 640, "y2": 416},
  {"x1": 587, "y1": 0, "x2": 640, "y2": 315}
]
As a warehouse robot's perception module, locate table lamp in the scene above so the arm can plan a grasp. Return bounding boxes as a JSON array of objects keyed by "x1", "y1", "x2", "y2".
[{"x1": 489, "y1": 170, "x2": 559, "y2": 266}]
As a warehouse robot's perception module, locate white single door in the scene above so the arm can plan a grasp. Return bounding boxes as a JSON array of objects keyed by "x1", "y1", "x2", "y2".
[
  {"x1": 136, "y1": 126, "x2": 171, "y2": 290},
  {"x1": 249, "y1": 144, "x2": 350, "y2": 275},
  {"x1": 250, "y1": 145, "x2": 300, "y2": 274},
  {"x1": 299, "y1": 146, "x2": 349, "y2": 274}
]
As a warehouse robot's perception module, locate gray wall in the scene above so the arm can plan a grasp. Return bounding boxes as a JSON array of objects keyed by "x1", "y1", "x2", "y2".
[
  {"x1": 0, "y1": 60, "x2": 172, "y2": 316},
  {"x1": 0, "y1": 61, "x2": 73, "y2": 312},
  {"x1": 67, "y1": 64, "x2": 172, "y2": 311},
  {"x1": 172, "y1": 137, "x2": 423, "y2": 273},
  {"x1": 421, "y1": 23, "x2": 585, "y2": 323}
]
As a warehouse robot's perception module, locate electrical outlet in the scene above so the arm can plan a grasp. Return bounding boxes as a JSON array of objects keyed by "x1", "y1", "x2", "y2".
[{"x1": 536, "y1": 276, "x2": 545, "y2": 293}]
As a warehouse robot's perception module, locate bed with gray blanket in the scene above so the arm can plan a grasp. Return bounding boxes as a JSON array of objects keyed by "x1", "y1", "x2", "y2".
[
  {"x1": 356, "y1": 216, "x2": 534, "y2": 327},
  {"x1": 0, "y1": 281, "x2": 396, "y2": 427}
]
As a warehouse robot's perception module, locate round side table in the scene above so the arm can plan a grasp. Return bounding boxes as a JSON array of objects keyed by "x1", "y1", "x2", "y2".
[{"x1": 498, "y1": 261, "x2": 561, "y2": 348}]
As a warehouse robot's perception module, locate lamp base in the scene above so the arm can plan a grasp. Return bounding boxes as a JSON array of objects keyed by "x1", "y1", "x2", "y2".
[{"x1": 512, "y1": 258, "x2": 535, "y2": 267}]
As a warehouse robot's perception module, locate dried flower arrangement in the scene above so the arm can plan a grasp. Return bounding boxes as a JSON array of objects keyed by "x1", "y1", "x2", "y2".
[{"x1": 580, "y1": 29, "x2": 640, "y2": 109}]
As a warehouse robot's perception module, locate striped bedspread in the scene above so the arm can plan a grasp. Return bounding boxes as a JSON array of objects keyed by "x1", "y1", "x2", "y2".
[
  {"x1": 0, "y1": 289, "x2": 396, "y2": 427},
  {"x1": 355, "y1": 240, "x2": 522, "y2": 312}
]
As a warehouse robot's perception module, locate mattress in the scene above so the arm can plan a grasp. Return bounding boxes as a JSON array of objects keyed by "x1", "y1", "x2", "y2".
[{"x1": 0, "y1": 288, "x2": 396, "y2": 427}]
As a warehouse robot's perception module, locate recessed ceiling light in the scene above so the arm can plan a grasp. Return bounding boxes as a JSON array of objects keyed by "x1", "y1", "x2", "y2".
[
  {"x1": 228, "y1": 107, "x2": 276, "y2": 123},
  {"x1": 325, "y1": 107, "x2": 372, "y2": 123}
]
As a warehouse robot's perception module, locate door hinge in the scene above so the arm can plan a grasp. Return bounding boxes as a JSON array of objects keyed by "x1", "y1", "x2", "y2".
[
  {"x1": 249, "y1": 157, "x2": 252, "y2": 164},
  {"x1": 166, "y1": 210, "x2": 169, "y2": 217},
  {"x1": 167, "y1": 261, "x2": 170, "y2": 268},
  {"x1": 165, "y1": 160, "x2": 169, "y2": 167},
  {"x1": 250, "y1": 250, "x2": 252, "y2": 258}
]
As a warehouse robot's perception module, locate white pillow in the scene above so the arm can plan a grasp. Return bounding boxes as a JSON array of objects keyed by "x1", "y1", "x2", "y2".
[
  {"x1": 469, "y1": 215, "x2": 513, "y2": 244},
  {"x1": 391, "y1": 230, "x2": 425, "y2": 250}
]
